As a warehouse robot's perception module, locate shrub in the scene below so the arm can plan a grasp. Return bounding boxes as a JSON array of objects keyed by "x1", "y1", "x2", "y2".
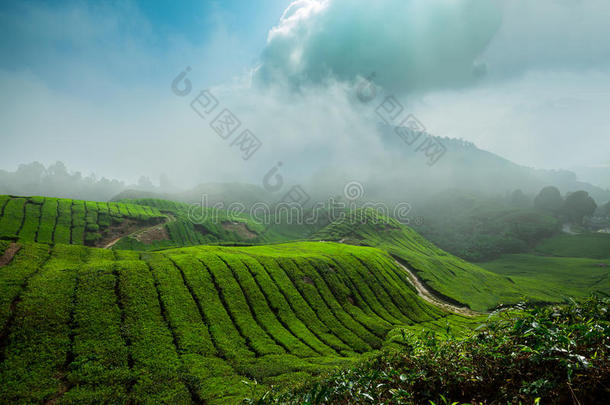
[{"x1": 256, "y1": 297, "x2": 610, "y2": 405}]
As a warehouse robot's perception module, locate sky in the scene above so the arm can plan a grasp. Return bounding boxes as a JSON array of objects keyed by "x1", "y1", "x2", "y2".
[{"x1": 0, "y1": 0, "x2": 609, "y2": 187}]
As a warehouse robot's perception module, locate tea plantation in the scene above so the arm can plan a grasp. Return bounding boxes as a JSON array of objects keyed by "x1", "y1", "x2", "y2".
[
  {"x1": 0, "y1": 235, "x2": 478, "y2": 403},
  {"x1": 0, "y1": 195, "x2": 164, "y2": 246},
  {"x1": 111, "y1": 198, "x2": 271, "y2": 250},
  {"x1": 1, "y1": 198, "x2": 607, "y2": 403},
  {"x1": 313, "y1": 209, "x2": 610, "y2": 311}
]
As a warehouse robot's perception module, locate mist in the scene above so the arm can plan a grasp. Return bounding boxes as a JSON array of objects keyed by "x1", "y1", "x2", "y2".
[{"x1": 1, "y1": 0, "x2": 609, "y2": 202}]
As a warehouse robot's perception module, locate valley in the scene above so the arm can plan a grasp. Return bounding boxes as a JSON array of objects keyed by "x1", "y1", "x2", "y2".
[{"x1": 0, "y1": 194, "x2": 608, "y2": 403}]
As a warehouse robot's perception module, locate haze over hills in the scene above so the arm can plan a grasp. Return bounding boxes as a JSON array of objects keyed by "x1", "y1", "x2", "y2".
[
  {"x1": 571, "y1": 165, "x2": 610, "y2": 191},
  {"x1": 119, "y1": 138, "x2": 610, "y2": 206},
  {"x1": 1, "y1": 0, "x2": 609, "y2": 403},
  {"x1": 3, "y1": 133, "x2": 608, "y2": 210}
]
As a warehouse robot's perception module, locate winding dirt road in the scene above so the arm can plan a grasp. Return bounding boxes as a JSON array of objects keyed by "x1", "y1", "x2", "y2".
[{"x1": 393, "y1": 259, "x2": 479, "y2": 316}]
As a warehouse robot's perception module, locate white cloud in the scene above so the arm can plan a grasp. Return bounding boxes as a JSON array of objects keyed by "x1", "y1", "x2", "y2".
[
  {"x1": 484, "y1": 0, "x2": 610, "y2": 78},
  {"x1": 1, "y1": 0, "x2": 609, "y2": 190},
  {"x1": 255, "y1": 0, "x2": 502, "y2": 93}
]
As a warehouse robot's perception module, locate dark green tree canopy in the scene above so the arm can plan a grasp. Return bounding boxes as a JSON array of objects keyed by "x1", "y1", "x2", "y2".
[
  {"x1": 563, "y1": 191, "x2": 597, "y2": 223},
  {"x1": 534, "y1": 186, "x2": 563, "y2": 213},
  {"x1": 510, "y1": 189, "x2": 530, "y2": 208}
]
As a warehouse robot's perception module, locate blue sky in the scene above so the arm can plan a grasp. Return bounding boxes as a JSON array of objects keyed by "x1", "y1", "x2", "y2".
[
  {"x1": 0, "y1": 0, "x2": 291, "y2": 91},
  {"x1": 0, "y1": 0, "x2": 609, "y2": 187}
]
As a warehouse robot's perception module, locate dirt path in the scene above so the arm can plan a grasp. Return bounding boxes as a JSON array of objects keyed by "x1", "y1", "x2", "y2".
[
  {"x1": 103, "y1": 214, "x2": 175, "y2": 249},
  {"x1": 393, "y1": 259, "x2": 479, "y2": 316},
  {"x1": 0, "y1": 243, "x2": 21, "y2": 267}
]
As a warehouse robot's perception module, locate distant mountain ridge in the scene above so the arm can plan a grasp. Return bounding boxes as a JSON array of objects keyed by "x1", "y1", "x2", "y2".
[{"x1": 3, "y1": 134, "x2": 605, "y2": 205}]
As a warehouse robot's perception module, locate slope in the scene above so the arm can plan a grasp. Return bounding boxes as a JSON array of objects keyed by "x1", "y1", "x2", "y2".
[
  {"x1": 0, "y1": 240, "x2": 461, "y2": 404},
  {"x1": 312, "y1": 209, "x2": 591, "y2": 311},
  {"x1": 0, "y1": 195, "x2": 165, "y2": 247},
  {"x1": 112, "y1": 198, "x2": 277, "y2": 249}
]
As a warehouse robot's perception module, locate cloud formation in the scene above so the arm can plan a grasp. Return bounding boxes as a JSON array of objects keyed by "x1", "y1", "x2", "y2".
[
  {"x1": 255, "y1": 0, "x2": 502, "y2": 93},
  {"x1": 1, "y1": 0, "x2": 609, "y2": 192}
]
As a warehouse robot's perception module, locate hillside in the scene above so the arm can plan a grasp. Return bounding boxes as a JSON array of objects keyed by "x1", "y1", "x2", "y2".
[
  {"x1": 0, "y1": 239, "x2": 473, "y2": 404},
  {"x1": 0, "y1": 195, "x2": 165, "y2": 247},
  {"x1": 313, "y1": 209, "x2": 609, "y2": 311},
  {"x1": 0, "y1": 195, "x2": 279, "y2": 251},
  {"x1": 113, "y1": 198, "x2": 273, "y2": 249},
  {"x1": 258, "y1": 297, "x2": 609, "y2": 404},
  {"x1": 374, "y1": 132, "x2": 610, "y2": 203},
  {"x1": 2, "y1": 196, "x2": 606, "y2": 403},
  {"x1": 413, "y1": 189, "x2": 561, "y2": 262}
]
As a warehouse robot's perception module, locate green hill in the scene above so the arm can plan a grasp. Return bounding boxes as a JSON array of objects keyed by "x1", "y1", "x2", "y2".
[
  {"x1": 0, "y1": 240, "x2": 468, "y2": 404},
  {"x1": 112, "y1": 198, "x2": 273, "y2": 250},
  {"x1": 313, "y1": 209, "x2": 608, "y2": 311},
  {"x1": 2, "y1": 197, "x2": 605, "y2": 403},
  {"x1": 0, "y1": 195, "x2": 277, "y2": 251},
  {"x1": 0, "y1": 195, "x2": 165, "y2": 247}
]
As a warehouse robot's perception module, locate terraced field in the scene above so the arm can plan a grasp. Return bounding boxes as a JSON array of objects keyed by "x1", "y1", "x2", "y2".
[
  {"x1": 9, "y1": 199, "x2": 599, "y2": 403},
  {"x1": 313, "y1": 209, "x2": 610, "y2": 311},
  {"x1": 0, "y1": 240, "x2": 471, "y2": 404},
  {"x1": 111, "y1": 198, "x2": 271, "y2": 250},
  {"x1": 0, "y1": 195, "x2": 165, "y2": 247}
]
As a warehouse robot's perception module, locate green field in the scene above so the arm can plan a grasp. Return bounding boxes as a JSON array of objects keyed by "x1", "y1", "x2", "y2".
[
  {"x1": 0, "y1": 195, "x2": 165, "y2": 246},
  {"x1": 0, "y1": 238, "x2": 476, "y2": 403},
  {"x1": 313, "y1": 209, "x2": 569, "y2": 311},
  {"x1": 111, "y1": 198, "x2": 283, "y2": 250},
  {"x1": 480, "y1": 253, "x2": 610, "y2": 302},
  {"x1": 1, "y1": 199, "x2": 607, "y2": 403},
  {"x1": 535, "y1": 233, "x2": 610, "y2": 259}
]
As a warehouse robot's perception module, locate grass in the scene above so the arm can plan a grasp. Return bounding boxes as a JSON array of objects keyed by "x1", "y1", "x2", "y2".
[
  {"x1": 0, "y1": 195, "x2": 165, "y2": 247},
  {"x1": 0, "y1": 240, "x2": 461, "y2": 403},
  {"x1": 535, "y1": 233, "x2": 610, "y2": 259},
  {"x1": 480, "y1": 253, "x2": 610, "y2": 302},
  {"x1": 1, "y1": 198, "x2": 607, "y2": 403}
]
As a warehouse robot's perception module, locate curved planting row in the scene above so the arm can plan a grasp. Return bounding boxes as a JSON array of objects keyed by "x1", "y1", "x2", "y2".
[
  {"x1": 113, "y1": 198, "x2": 269, "y2": 250},
  {"x1": 0, "y1": 241, "x2": 454, "y2": 403},
  {"x1": 313, "y1": 209, "x2": 531, "y2": 311},
  {"x1": 0, "y1": 195, "x2": 164, "y2": 246}
]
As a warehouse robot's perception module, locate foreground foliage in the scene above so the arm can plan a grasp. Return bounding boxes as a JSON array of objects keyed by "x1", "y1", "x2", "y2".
[
  {"x1": 0, "y1": 195, "x2": 164, "y2": 246},
  {"x1": 256, "y1": 297, "x2": 610, "y2": 404},
  {"x1": 0, "y1": 241, "x2": 455, "y2": 404}
]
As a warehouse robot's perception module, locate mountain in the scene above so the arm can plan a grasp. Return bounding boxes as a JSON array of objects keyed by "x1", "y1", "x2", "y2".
[
  {"x1": 571, "y1": 165, "x2": 610, "y2": 192},
  {"x1": 1, "y1": 195, "x2": 607, "y2": 403},
  {"x1": 0, "y1": 196, "x2": 458, "y2": 403},
  {"x1": 307, "y1": 130, "x2": 610, "y2": 205}
]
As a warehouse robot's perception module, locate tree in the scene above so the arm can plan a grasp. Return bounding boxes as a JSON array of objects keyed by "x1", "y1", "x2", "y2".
[
  {"x1": 138, "y1": 176, "x2": 154, "y2": 189},
  {"x1": 15, "y1": 162, "x2": 45, "y2": 185},
  {"x1": 510, "y1": 189, "x2": 530, "y2": 208},
  {"x1": 563, "y1": 191, "x2": 597, "y2": 223},
  {"x1": 534, "y1": 186, "x2": 563, "y2": 213}
]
